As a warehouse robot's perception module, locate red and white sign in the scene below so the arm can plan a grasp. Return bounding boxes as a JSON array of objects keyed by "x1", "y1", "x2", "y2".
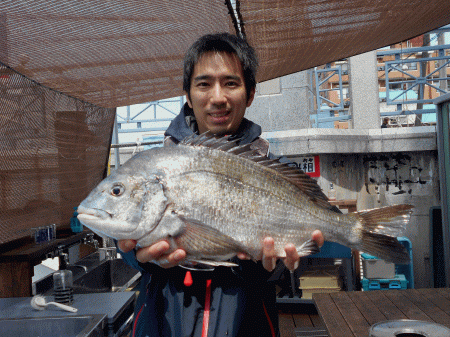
[{"x1": 294, "y1": 155, "x2": 320, "y2": 177}]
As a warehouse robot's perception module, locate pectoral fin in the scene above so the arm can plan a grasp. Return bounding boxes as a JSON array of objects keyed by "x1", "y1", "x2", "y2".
[{"x1": 174, "y1": 216, "x2": 256, "y2": 261}]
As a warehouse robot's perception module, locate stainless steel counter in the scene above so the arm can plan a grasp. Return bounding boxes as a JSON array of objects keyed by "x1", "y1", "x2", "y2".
[{"x1": 0, "y1": 292, "x2": 136, "y2": 336}]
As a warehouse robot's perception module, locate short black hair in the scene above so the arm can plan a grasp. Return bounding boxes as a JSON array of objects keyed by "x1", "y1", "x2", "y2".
[{"x1": 183, "y1": 33, "x2": 258, "y2": 102}]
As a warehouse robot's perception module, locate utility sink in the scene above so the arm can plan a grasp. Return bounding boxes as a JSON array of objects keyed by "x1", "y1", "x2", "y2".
[
  {"x1": 72, "y1": 258, "x2": 140, "y2": 294},
  {"x1": 0, "y1": 314, "x2": 106, "y2": 337},
  {"x1": 34, "y1": 252, "x2": 141, "y2": 296}
]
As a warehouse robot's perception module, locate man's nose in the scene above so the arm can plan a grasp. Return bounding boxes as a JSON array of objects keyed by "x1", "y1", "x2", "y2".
[{"x1": 211, "y1": 83, "x2": 227, "y2": 105}]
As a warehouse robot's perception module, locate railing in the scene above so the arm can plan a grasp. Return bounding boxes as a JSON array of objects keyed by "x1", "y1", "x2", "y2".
[
  {"x1": 378, "y1": 44, "x2": 450, "y2": 118},
  {"x1": 110, "y1": 97, "x2": 182, "y2": 168},
  {"x1": 312, "y1": 40, "x2": 450, "y2": 128},
  {"x1": 115, "y1": 97, "x2": 183, "y2": 133}
]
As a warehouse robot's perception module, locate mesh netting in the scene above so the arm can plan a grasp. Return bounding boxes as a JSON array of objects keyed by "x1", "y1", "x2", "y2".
[
  {"x1": 242, "y1": 0, "x2": 450, "y2": 83},
  {"x1": 0, "y1": 65, "x2": 115, "y2": 244},
  {"x1": 1, "y1": 1, "x2": 448, "y2": 106},
  {"x1": 0, "y1": 0, "x2": 232, "y2": 108}
]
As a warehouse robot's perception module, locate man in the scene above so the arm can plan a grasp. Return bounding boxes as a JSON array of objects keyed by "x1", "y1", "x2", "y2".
[{"x1": 118, "y1": 33, "x2": 323, "y2": 337}]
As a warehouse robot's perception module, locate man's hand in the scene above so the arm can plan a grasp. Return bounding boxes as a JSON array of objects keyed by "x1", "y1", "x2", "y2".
[
  {"x1": 238, "y1": 230, "x2": 324, "y2": 272},
  {"x1": 281, "y1": 230, "x2": 324, "y2": 272},
  {"x1": 117, "y1": 239, "x2": 186, "y2": 268}
]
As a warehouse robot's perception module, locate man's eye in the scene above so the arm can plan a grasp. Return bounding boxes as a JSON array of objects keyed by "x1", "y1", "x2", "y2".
[
  {"x1": 225, "y1": 81, "x2": 238, "y2": 87},
  {"x1": 111, "y1": 184, "x2": 125, "y2": 196},
  {"x1": 197, "y1": 82, "x2": 209, "y2": 87}
]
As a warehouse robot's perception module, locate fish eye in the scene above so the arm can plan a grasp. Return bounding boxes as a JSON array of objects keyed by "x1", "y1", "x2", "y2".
[{"x1": 111, "y1": 184, "x2": 125, "y2": 197}]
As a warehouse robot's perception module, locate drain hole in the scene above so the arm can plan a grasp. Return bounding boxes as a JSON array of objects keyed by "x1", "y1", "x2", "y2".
[{"x1": 396, "y1": 333, "x2": 425, "y2": 337}]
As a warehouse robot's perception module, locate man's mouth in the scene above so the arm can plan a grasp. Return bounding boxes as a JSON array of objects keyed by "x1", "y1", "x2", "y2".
[
  {"x1": 208, "y1": 110, "x2": 231, "y2": 123},
  {"x1": 209, "y1": 110, "x2": 230, "y2": 117}
]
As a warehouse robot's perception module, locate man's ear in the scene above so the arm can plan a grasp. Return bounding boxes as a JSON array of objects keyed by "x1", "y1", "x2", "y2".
[
  {"x1": 185, "y1": 92, "x2": 193, "y2": 108},
  {"x1": 246, "y1": 88, "x2": 255, "y2": 107}
]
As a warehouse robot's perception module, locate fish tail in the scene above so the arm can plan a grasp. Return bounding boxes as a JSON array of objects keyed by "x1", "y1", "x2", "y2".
[{"x1": 355, "y1": 204, "x2": 413, "y2": 264}]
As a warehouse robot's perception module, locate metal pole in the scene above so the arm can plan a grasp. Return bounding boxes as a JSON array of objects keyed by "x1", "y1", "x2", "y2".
[
  {"x1": 416, "y1": 34, "x2": 430, "y2": 126},
  {"x1": 434, "y1": 93, "x2": 450, "y2": 287},
  {"x1": 113, "y1": 113, "x2": 120, "y2": 169},
  {"x1": 438, "y1": 33, "x2": 447, "y2": 92}
]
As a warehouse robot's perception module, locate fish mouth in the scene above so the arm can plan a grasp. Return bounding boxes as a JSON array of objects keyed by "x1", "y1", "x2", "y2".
[
  {"x1": 77, "y1": 205, "x2": 141, "y2": 237},
  {"x1": 77, "y1": 206, "x2": 112, "y2": 220}
]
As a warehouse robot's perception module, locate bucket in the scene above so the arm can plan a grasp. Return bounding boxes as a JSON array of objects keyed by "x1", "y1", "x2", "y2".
[{"x1": 369, "y1": 320, "x2": 450, "y2": 337}]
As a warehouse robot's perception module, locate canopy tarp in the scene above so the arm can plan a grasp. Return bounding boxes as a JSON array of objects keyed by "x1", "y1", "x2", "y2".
[{"x1": 1, "y1": 0, "x2": 449, "y2": 108}]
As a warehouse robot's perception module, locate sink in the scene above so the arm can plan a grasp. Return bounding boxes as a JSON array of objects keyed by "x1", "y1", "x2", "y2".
[
  {"x1": 0, "y1": 314, "x2": 106, "y2": 337},
  {"x1": 72, "y1": 258, "x2": 140, "y2": 293},
  {"x1": 34, "y1": 253, "x2": 141, "y2": 296}
]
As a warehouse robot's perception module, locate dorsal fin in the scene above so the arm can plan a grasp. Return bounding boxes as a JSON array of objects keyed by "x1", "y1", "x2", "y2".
[{"x1": 180, "y1": 132, "x2": 338, "y2": 212}]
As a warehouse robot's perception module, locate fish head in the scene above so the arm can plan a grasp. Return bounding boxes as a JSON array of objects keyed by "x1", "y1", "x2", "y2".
[{"x1": 77, "y1": 166, "x2": 168, "y2": 241}]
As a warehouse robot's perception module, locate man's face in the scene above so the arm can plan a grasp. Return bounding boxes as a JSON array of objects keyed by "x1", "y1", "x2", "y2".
[{"x1": 186, "y1": 51, "x2": 255, "y2": 135}]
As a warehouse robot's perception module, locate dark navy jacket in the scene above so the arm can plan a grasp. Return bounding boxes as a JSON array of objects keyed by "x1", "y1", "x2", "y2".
[{"x1": 120, "y1": 104, "x2": 281, "y2": 337}]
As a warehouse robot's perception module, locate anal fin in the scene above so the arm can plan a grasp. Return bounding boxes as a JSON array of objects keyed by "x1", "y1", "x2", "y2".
[
  {"x1": 181, "y1": 260, "x2": 239, "y2": 269},
  {"x1": 297, "y1": 239, "x2": 321, "y2": 257}
]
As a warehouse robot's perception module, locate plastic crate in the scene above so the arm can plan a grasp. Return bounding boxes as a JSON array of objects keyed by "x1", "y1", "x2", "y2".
[
  {"x1": 361, "y1": 274, "x2": 408, "y2": 291},
  {"x1": 361, "y1": 253, "x2": 395, "y2": 279},
  {"x1": 360, "y1": 237, "x2": 414, "y2": 289}
]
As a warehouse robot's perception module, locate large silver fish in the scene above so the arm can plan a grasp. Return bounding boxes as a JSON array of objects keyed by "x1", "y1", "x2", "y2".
[{"x1": 77, "y1": 133, "x2": 412, "y2": 266}]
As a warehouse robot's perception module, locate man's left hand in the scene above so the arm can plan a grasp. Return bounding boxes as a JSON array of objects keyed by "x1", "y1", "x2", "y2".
[{"x1": 238, "y1": 230, "x2": 324, "y2": 272}]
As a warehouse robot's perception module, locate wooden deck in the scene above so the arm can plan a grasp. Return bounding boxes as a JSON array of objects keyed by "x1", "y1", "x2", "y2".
[
  {"x1": 278, "y1": 303, "x2": 328, "y2": 337},
  {"x1": 313, "y1": 288, "x2": 450, "y2": 337}
]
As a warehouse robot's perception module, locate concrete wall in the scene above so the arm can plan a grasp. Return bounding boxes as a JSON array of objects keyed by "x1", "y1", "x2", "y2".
[
  {"x1": 245, "y1": 70, "x2": 313, "y2": 132},
  {"x1": 263, "y1": 126, "x2": 436, "y2": 156}
]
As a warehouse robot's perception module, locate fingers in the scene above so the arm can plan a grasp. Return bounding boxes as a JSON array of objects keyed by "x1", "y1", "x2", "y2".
[
  {"x1": 135, "y1": 241, "x2": 187, "y2": 269},
  {"x1": 283, "y1": 243, "x2": 300, "y2": 271},
  {"x1": 237, "y1": 252, "x2": 251, "y2": 260},
  {"x1": 312, "y1": 230, "x2": 324, "y2": 248},
  {"x1": 117, "y1": 239, "x2": 137, "y2": 253},
  {"x1": 262, "y1": 237, "x2": 277, "y2": 272}
]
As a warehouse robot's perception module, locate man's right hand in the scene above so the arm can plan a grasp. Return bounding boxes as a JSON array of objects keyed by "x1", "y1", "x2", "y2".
[{"x1": 117, "y1": 239, "x2": 187, "y2": 269}]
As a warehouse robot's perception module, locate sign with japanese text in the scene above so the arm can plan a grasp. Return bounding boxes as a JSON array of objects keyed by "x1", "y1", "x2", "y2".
[{"x1": 292, "y1": 155, "x2": 320, "y2": 177}]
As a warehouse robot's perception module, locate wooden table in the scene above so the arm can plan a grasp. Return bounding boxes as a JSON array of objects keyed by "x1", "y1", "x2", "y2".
[{"x1": 313, "y1": 288, "x2": 450, "y2": 337}]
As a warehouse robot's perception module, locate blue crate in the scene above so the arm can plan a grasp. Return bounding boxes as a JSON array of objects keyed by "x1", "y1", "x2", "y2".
[
  {"x1": 362, "y1": 274, "x2": 408, "y2": 291},
  {"x1": 309, "y1": 241, "x2": 352, "y2": 259},
  {"x1": 360, "y1": 237, "x2": 414, "y2": 289}
]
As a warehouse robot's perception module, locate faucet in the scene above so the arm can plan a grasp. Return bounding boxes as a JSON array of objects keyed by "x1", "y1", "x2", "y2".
[
  {"x1": 46, "y1": 246, "x2": 70, "y2": 270},
  {"x1": 83, "y1": 233, "x2": 99, "y2": 250},
  {"x1": 59, "y1": 252, "x2": 70, "y2": 267}
]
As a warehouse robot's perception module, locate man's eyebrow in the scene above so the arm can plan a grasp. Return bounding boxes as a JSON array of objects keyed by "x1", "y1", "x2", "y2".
[{"x1": 193, "y1": 75, "x2": 242, "y2": 82}]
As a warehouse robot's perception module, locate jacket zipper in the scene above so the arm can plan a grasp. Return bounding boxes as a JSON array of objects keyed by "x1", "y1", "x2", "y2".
[{"x1": 201, "y1": 279, "x2": 212, "y2": 337}]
